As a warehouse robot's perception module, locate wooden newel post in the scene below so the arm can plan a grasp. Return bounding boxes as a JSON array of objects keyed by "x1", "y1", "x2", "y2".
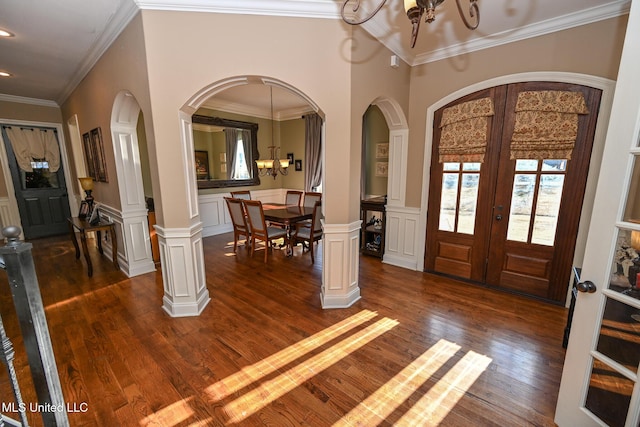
[{"x1": 0, "y1": 226, "x2": 69, "y2": 427}]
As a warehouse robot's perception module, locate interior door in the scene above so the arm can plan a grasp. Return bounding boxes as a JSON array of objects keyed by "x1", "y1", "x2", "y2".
[
  {"x1": 556, "y1": 1, "x2": 640, "y2": 424},
  {"x1": 1, "y1": 125, "x2": 72, "y2": 239},
  {"x1": 425, "y1": 82, "x2": 602, "y2": 303}
]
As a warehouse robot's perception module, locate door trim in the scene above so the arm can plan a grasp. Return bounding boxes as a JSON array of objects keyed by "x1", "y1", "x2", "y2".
[
  {"x1": 0, "y1": 119, "x2": 79, "y2": 237},
  {"x1": 417, "y1": 72, "x2": 615, "y2": 304}
]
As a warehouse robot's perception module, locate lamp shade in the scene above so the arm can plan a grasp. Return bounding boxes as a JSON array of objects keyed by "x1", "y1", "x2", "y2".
[{"x1": 79, "y1": 177, "x2": 94, "y2": 191}]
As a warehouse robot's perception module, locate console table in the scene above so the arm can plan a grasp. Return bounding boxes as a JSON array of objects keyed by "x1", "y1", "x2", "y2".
[{"x1": 68, "y1": 217, "x2": 119, "y2": 277}]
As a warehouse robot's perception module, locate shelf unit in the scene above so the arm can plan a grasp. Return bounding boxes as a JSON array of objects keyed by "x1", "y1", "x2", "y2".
[{"x1": 360, "y1": 196, "x2": 386, "y2": 258}]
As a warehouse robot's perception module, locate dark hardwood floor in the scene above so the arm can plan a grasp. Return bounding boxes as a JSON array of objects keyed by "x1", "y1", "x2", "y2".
[{"x1": 0, "y1": 232, "x2": 568, "y2": 426}]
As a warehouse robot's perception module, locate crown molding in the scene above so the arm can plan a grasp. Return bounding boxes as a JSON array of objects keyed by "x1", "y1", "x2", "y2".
[
  {"x1": 0, "y1": 93, "x2": 59, "y2": 108},
  {"x1": 57, "y1": 1, "x2": 140, "y2": 105},
  {"x1": 411, "y1": 0, "x2": 631, "y2": 66},
  {"x1": 201, "y1": 98, "x2": 310, "y2": 121},
  {"x1": 134, "y1": 0, "x2": 340, "y2": 19}
]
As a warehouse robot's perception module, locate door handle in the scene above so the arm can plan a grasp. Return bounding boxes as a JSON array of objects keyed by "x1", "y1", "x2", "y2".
[
  {"x1": 577, "y1": 280, "x2": 597, "y2": 293},
  {"x1": 495, "y1": 214, "x2": 502, "y2": 221}
]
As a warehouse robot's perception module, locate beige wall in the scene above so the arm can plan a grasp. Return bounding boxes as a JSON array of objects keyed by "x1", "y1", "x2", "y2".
[
  {"x1": 60, "y1": 12, "x2": 152, "y2": 213},
  {"x1": 140, "y1": 11, "x2": 360, "y2": 225},
  {"x1": 280, "y1": 118, "x2": 305, "y2": 190},
  {"x1": 405, "y1": 15, "x2": 629, "y2": 207},
  {"x1": 0, "y1": 100, "x2": 63, "y2": 197}
]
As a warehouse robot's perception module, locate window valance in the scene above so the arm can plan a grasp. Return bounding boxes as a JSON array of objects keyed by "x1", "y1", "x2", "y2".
[
  {"x1": 4, "y1": 126, "x2": 60, "y2": 172},
  {"x1": 510, "y1": 90, "x2": 589, "y2": 160},
  {"x1": 439, "y1": 97, "x2": 494, "y2": 163}
]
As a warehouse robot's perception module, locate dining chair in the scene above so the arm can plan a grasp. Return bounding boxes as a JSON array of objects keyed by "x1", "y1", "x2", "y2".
[
  {"x1": 243, "y1": 200, "x2": 287, "y2": 262},
  {"x1": 285, "y1": 190, "x2": 303, "y2": 206},
  {"x1": 293, "y1": 200, "x2": 323, "y2": 263},
  {"x1": 224, "y1": 197, "x2": 250, "y2": 252},
  {"x1": 230, "y1": 190, "x2": 251, "y2": 200},
  {"x1": 303, "y1": 192, "x2": 322, "y2": 208}
]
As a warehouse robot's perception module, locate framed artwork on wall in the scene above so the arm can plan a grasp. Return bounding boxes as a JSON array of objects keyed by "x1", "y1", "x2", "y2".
[
  {"x1": 82, "y1": 131, "x2": 96, "y2": 180},
  {"x1": 295, "y1": 159, "x2": 302, "y2": 171},
  {"x1": 376, "y1": 142, "x2": 389, "y2": 159},
  {"x1": 375, "y1": 162, "x2": 388, "y2": 177},
  {"x1": 287, "y1": 153, "x2": 294, "y2": 165},
  {"x1": 195, "y1": 150, "x2": 210, "y2": 180},
  {"x1": 90, "y1": 127, "x2": 108, "y2": 182}
]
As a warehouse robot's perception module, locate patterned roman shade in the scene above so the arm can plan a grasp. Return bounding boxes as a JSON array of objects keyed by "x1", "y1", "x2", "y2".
[
  {"x1": 439, "y1": 97, "x2": 494, "y2": 163},
  {"x1": 510, "y1": 90, "x2": 589, "y2": 160}
]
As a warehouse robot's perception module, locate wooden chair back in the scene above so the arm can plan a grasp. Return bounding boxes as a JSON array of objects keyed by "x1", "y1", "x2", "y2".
[
  {"x1": 285, "y1": 190, "x2": 303, "y2": 206},
  {"x1": 303, "y1": 192, "x2": 322, "y2": 208},
  {"x1": 224, "y1": 197, "x2": 250, "y2": 252},
  {"x1": 230, "y1": 190, "x2": 251, "y2": 200},
  {"x1": 243, "y1": 200, "x2": 287, "y2": 262}
]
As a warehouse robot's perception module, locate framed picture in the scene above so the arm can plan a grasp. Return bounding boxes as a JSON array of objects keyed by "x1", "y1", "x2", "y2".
[
  {"x1": 376, "y1": 142, "x2": 389, "y2": 159},
  {"x1": 91, "y1": 127, "x2": 108, "y2": 182},
  {"x1": 287, "y1": 153, "x2": 294, "y2": 165},
  {"x1": 375, "y1": 162, "x2": 388, "y2": 177},
  {"x1": 295, "y1": 159, "x2": 302, "y2": 171},
  {"x1": 195, "y1": 150, "x2": 210, "y2": 180},
  {"x1": 82, "y1": 132, "x2": 96, "y2": 180},
  {"x1": 88, "y1": 202, "x2": 101, "y2": 225},
  {"x1": 78, "y1": 200, "x2": 90, "y2": 218}
]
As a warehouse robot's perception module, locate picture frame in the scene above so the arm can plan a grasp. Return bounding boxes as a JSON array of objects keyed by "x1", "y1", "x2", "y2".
[
  {"x1": 376, "y1": 142, "x2": 389, "y2": 159},
  {"x1": 195, "y1": 150, "x2": 210, "y2": 180},
  {"x1": 90, "y1": 127, "x2": 108, "y2": 182},
  {"x1": 88, "y1": 202, "x2": 101, "y2": 225},
  {"x1": 78, "y1": 200, "x2": 90, "y2": 218},
  {"x1": 82, "y1": 132, "x2": 96, "y2": 180},
  {"x1": 375, "y1": 162, "x2": 388, "y2": 177},
  {"x1": 295, "y1": 159, "x2": 302, "y2": 171},
  {"x1": 287, "y1": 153, "x2": 294, "y2": 165}
]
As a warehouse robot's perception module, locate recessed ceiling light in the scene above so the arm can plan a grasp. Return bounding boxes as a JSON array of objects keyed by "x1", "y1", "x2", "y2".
[
  {"x1": 0, "y1": 71, "x2": 12, "y2": 77},
  {"x1": 0, "y1": 29, "x2": 14, "y2": 37}
]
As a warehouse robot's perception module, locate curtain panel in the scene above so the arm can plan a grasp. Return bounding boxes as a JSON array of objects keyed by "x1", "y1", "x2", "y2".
[
  {"x1": 304, "y1": 113, "x2": 323, "y2": 192},
  {"x1": 5, "y1": 126, "x2": 60, "y2": 172},
  {"x1": 510, "y1": 90, "x2": 589, "y2": 160},
  {"x1": 224, "y1": 128, "x2": 238, "y2": 180},
  {"x1": 438, "y1": 97, "x2": 495, "y2": 163}
]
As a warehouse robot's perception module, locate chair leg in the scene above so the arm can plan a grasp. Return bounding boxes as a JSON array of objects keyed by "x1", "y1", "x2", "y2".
[
  {"x1": 264, "y1": 239, "x2": 268, "y2": 263},
  {"x1": 310, "y1": 240, "x2": 314, "y2": 263},
  {"x1": 233, "y1": 233, "x2": 238, "y2": 252}
]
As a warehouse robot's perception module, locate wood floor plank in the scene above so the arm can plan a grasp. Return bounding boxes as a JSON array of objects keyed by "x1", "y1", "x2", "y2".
[{"x1": 0, "y1": 232, "x2": 569, "y2": 426}]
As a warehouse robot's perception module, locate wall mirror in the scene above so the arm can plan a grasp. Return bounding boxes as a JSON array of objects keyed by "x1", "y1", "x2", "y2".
[{"x1": 193, "y1": 114, "x2": 260, "y2": 189}]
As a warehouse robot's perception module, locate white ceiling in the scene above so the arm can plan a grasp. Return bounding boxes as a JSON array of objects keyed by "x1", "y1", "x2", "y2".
[{"x1": 0, "y1": 0, "x2": 631, "y2": 117}]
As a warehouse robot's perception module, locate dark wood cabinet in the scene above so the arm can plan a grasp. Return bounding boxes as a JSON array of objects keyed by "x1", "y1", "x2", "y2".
[{"x1": 361, "y1": 197, "x2": 386, "y2": 258}]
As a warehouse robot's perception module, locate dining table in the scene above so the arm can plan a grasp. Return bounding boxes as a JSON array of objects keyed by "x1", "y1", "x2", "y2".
[{"x1": 262, "y1": 203, "x2": 314, "y2": 256}]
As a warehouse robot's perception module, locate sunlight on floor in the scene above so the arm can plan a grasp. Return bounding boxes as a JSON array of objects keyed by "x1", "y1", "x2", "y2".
[
  {"x1": 44, "y1": 280, "x2": 127, "y2": 311},
  {"x1": 140, "y1": 398, "x2": 194, "y2": 425},
  {"x1": 139, "y1": 310, "x2": 492, "y2": 426},
  {"x1": 222, "y1": 316, "x2": 399, "y2": 423},
  {"x1": 205, "y1": 310, "x2": 378, "y2": 400},
  {"x1": 333, "y1": 339, "x2": 462, "y2": 426}
]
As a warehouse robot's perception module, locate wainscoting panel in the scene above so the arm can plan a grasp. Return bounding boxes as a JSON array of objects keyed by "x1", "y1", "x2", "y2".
[{"x1": 383, "y1": 206, "x2": 420, "y2": 270}]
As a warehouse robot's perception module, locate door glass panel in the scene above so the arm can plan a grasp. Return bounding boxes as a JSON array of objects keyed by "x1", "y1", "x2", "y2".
[
  {"x1": 458, "y1": 172, "x2": 479, "y2": 234},
  {"x1": 440, "y1": 173, "x2": 459, "y2": 232},
  {"x1": 585, "y1": 357, "x2": 633, "y2": 427},
  {"x1": 515, "y1": 159, "x2": 538, "y2": 171},
  {"x1": 542, "y1": 159, "x2": 567, "y2": 171},
  {"x1": 623, "y1": 155, "x2": 640, "y2": 222},
  {"x1": 611, "y1": 229, "x2": 640, "y2": 299},
  {"x1": 21, "y1": 160, "x2": 60, "y2": 189},
  {"x1": 439, "y1": 163, "x2": 480, "y2": 234},
  {"x1": 596, "y1": 297, "x2": 640, "y2": 372},
  {"x1": 507, "y1": 174, "x2": 536, "y2": 242},
  {"x1": 531, "y1": 174, "x2": 564, "y2": 245}
]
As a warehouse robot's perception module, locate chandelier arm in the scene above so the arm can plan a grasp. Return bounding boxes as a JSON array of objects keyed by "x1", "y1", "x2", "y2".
[
  {"x1": 455, "y1": 0, "x2": 480, "y2": 30},
  {"x1": 341, "y1": 0, "x2": 388, "y2": 25}
]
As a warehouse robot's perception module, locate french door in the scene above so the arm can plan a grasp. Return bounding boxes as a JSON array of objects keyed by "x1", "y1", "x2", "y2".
[
  {"x1": 556, "y1": 0, "x2": 640, "y2": 424},
  {"x1": 425, "y1": 81, "x2": 602, "y2": 303}
]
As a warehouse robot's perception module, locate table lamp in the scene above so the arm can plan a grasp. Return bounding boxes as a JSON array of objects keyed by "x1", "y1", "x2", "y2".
[{"x1": 79, "y1": 177, "x2": 94, "y2": 213}]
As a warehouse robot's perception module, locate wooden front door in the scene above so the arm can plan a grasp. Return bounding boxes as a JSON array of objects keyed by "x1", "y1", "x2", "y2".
[{"x1": 425, "y1": 82, "x2": 602, "y2": 303}]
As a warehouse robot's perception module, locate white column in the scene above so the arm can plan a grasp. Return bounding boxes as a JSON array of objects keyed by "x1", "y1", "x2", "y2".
[
  {"x1": 320, "y1": 221, "x2": 362, "y2": 308},
  {"x1": 156, "y1": 223, "x2": 210, "y2": 317}
]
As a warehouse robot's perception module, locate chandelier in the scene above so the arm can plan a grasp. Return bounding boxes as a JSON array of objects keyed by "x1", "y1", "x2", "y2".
[
  {"x1": 340, "y1": 0, "x2": 480, "y2": 48},
  {"x1": 256, "y1": 86, "x2": 290, "y2": 179}
]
